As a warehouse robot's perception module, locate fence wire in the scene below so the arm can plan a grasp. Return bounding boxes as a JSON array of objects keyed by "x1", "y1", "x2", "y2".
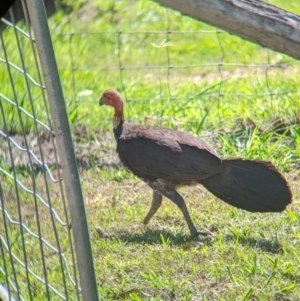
[
  {"x1": 57, "y1": 2, "x2": 300, "y2": 128},
  {"x1": 1, "y1": 0, "x2": 300, "y2": 300},
  {"x1": 0, "y1": 1, "x2": 81, "y2": 300},
  {"x1": 49, "y1": 0, "x2": 300, "y2": 172}
]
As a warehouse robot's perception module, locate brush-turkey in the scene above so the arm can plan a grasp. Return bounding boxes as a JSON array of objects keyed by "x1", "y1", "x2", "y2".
[{"x1": 99, "y1": 89, "x2": 292, "y2": 236}]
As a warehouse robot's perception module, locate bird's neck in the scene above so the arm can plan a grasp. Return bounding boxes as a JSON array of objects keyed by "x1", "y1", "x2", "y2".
[
  {"x1": 113, "y1": 114, "x2": 124, "y2": 129},
  {"x1": 113, "y1": 104, "x2": 124, "y2": 129},
  {"x1": 113, "y1": 117, "x2": 124, "y2": 141}
]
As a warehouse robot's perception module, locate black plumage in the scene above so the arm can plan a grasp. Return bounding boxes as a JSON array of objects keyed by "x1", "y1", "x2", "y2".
[{"x1": 100, "y1": 89, "x2": 292, "y2": 236}]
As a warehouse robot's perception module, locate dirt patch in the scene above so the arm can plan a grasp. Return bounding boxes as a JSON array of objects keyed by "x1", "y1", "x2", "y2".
[{"x1": 0, "y1": 124, "x2": 120, "y2": 173}]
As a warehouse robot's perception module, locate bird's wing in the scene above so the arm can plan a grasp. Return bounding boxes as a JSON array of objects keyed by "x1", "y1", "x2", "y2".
[
  {"x1": 119, "y1": 122, "x2": 220, "y2": 155},
  {"x1": 117, "y1": 133, "x2": 223, "y2": 182}
]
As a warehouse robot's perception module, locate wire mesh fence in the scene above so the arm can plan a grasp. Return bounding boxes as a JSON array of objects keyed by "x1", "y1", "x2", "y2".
[
  {"x1": 48, "y1": 0, "x2": 300, "y2": 169},
  {"x1": 0, "y1": 1, "x2": 95, "y2": 300},
  {"x1": 1, "y1": 0, "x2": 300, "y2": 300}
]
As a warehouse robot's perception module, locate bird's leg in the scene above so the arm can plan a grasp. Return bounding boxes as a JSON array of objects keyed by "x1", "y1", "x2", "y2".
[
  {"x1": 162, "y1": 190, "x2": 210, "y2": 237},
  {"x1": 143, "y1": 191, "x2": 162, "y2": 225}
]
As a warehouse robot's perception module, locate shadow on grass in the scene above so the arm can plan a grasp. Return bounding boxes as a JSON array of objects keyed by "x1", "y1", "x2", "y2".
[
  {"x1": 95, "y1": 226, "x2": 283, "y2": 252},
  {"x1": 117, "y1": 231, "x2": 283, "y2": 252},
  {"x1": 115, "y1": 228, "x2": 214, "y2": 246},
  {"x1": 225, "y1": 234, "x2": 283, "y2": 254}
]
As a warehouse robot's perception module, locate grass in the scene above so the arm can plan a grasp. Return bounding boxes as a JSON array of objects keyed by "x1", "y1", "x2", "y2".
[
  {"x1": 1, "y1": 169, "x2": 300, "y2": 300},
  {"x1": 0, "y1": 0, "x2": 300, "y2": 300},
  {"x1": 76, "y1": 170, "x2": 300, "y2": 300}
]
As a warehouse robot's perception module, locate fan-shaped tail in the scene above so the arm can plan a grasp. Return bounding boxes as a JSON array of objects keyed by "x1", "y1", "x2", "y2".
[{"x1": 200, "y1": 158, "x2": 292, "y2": 212}]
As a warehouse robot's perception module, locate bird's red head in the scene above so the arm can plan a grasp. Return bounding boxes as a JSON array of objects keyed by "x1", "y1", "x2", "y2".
[
  {"x1": 99, "y1": 89, "x2": 124, "y2": 127},
  {"x1": 99, "y1": 89, "x2": 122, "y2": 106}
]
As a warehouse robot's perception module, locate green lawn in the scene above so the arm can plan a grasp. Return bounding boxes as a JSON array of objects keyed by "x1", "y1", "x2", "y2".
[{"x1": 1, "y1": 0, "x2": 300, "y2": 300}]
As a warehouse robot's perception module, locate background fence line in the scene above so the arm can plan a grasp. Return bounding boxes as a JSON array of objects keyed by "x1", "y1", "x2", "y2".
[{"x1": 1, "y1": 0, "x2": 300, "y2": 300}]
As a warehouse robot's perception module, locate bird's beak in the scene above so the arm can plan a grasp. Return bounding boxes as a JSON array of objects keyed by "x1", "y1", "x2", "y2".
[{"x1": 99, "y1": 97, "x2": 104, "y2": 106}]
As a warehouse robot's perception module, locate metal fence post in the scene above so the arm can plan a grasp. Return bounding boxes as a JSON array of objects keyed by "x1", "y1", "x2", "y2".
[{"x1": 26, "y1": 1, "x2": 99, "y2": 300}]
